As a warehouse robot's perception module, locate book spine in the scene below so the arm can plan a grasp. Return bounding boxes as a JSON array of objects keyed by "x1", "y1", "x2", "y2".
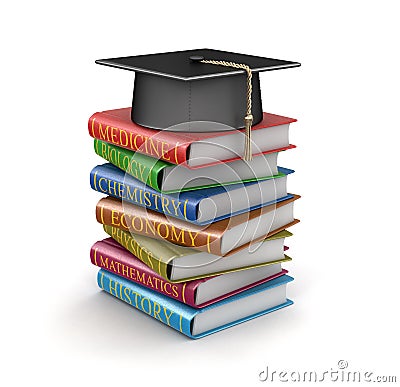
[
  {"x1": 90, "y1": 165, "x2": 198, "y2": 222},
  {"x1": 96, "y1": 197, "x2": 221, "y2": 255},
  {"x1": 89, "y1": 112, "x2": 188, "y2": 164},
  {"x1": 94, "y1": 139, "x2": 161, "y2": 190},
  {"x1": 97, "y1": 269, "x2": 193, "y2": 337},
  {"x1": 102, "y1": 224, "x2": 170, "y2": 280},
  {"x1": 90, "y1": 241, "x2": 196, "y2": 305}
]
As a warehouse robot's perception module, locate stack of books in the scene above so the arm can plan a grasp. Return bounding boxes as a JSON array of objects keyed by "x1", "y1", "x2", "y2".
[{"x1": 89, "y1": 49, "x2": 300, "y2": 338}]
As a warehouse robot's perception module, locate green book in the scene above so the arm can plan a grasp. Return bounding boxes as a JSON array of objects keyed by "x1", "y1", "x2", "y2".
[
  {"x1": 94, "y1": 139, "x2": 286, "y2": 193},
  {"x1": 104, "y1": 224, "x2": 293, "y2": 283}
]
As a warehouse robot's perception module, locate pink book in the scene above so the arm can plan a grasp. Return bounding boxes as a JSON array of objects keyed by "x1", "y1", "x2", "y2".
[{"x1": 90, "y1": 238, "x2": 289, "y2": 308}]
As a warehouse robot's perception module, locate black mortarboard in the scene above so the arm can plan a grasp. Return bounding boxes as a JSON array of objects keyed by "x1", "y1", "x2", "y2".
[{"x1": 96, "y1": 49, "x2": 300, "y2": 160}]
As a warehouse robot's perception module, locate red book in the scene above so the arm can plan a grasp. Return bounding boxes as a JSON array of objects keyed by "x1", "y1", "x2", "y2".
[
  {"x1": 88, "y1": 107, "x2": 296, "y2": 168},
  {"x1": 90, "y1": 237, "x2": 288, "y2": 308}
]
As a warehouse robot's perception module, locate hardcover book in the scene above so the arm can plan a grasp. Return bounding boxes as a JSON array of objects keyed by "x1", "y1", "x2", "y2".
[
  {"x1": 90, "y1": 163, "x2": 293, "y2": 225},
  {"x1": 96, "y1": 194, "x2": 300, "y2": 256},
  {"x1": 91, "y1": 237, "x2": 288, "y2": 307},
  {"x1": 94, "y1": 139, "x2": 291, "y2": 193},
  {"x1": 89, "y1": 107, "x2": 296, "y2": 168},
  {"x1": 98, "y1": 269, "x2": 294, "y2": 339},
  {"x1": 102, "y1": 225, "x2": 292, "y2": 282}
]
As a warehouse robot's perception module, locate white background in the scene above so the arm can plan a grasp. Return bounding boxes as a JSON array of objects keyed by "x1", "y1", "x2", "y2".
[{"x1": 1, "y1": 1, "x2": 399, "y2": 386}]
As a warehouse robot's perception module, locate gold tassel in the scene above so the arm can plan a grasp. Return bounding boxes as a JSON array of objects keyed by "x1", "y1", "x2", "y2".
[
  {"x1": 244, "y1": 114, "x2": 253, "y2": 161},
  {"x1": 200, "y1": 59, "x2": 253, "y2": 161}
]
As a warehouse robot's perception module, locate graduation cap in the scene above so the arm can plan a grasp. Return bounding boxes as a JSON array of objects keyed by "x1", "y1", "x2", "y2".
[{"x1": 96, "y1": 49, "x2": 300, "y2": 160}]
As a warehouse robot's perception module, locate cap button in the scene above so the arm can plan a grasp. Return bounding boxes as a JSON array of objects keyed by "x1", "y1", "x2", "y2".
[{"x1": 189, "y1": 55, "x2": 205, "y2": 62}]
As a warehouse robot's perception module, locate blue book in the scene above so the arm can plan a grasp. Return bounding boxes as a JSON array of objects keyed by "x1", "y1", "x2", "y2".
[
  {"x1": 98, "y1": 269, "x2": 294, "y2": 339},
  {"x1": 90, "y1": 163, "x2": 294, "y2": 225}
]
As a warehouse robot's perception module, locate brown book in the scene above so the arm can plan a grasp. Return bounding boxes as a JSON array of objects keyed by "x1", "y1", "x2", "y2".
[{"x1": 96, "y1": 195, "x2": 300, "y2": 256}]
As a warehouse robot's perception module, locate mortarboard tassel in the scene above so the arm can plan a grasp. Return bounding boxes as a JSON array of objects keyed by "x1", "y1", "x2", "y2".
[{"x1": 200, "y1": 60, "x2": 253, "y2": 161}]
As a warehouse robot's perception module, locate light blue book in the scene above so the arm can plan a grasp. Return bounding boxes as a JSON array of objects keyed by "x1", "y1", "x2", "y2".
[{"x1": 98, "y1": 269, "x2": 293, "y2": 339}]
